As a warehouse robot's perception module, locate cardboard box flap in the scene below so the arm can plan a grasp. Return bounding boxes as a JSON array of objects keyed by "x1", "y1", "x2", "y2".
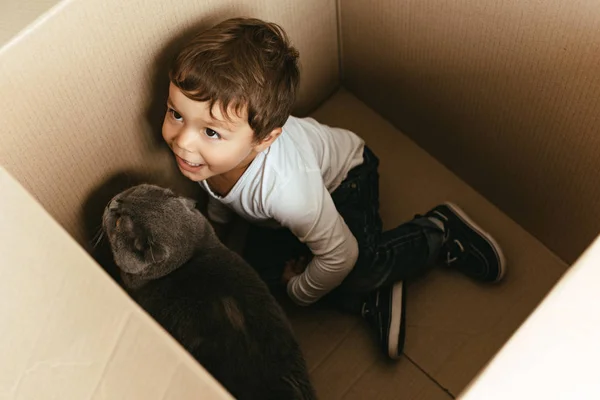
[
  {"x1": 0, "y1": 0, "x2": 60, "y2": 47},
  {"x1": 0, "y1": 166, "x2": 232, "y2": 400},
  {"x1": 459, "y1": 234, "x2": 600, "y2": 399}
]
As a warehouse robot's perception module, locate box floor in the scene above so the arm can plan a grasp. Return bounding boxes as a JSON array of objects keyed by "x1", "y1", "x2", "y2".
[{"x1": 272, "y1": 88, "x2": 567, "y2": 399}]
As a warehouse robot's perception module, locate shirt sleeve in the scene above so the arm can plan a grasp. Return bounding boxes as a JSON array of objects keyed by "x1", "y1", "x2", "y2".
[
  {"x1": 206, "y1": 196, "x2": 234, "y2": 224},
  {"x1": 270, "y1": 171, "x2": 359, "y2": 306}
]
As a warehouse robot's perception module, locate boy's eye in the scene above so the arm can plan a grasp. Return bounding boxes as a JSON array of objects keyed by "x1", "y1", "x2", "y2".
[
  {"x1": 169, "y1": 108, "x2": 183, "y2": 122},
  {"x1": 205, "y1": 128, "x2": 221, "y2": 139}
]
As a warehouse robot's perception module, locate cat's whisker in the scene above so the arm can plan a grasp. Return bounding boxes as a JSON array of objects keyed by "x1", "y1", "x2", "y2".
[
  {"x1": 92, "y1": 228, "x2": 105, "y2": 249},
  {"x1": 147, "y1": 235, "x2": 157, "y2": 262},
  {"x1": 90, "y1": 225, "x2": 102, "y2": 243},
  {"x1": 149, "y1": 244, "x2": 156, "y2": 263}
]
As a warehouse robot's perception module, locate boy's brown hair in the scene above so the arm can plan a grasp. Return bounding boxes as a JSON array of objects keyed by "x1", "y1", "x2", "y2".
[{"x1": 169, "y1": 17, "x2": 300, "y2": 141}]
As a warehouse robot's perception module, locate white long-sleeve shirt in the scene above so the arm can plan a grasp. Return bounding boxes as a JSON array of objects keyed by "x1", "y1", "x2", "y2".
[{"x1": 200, "y1": 116, "x2": 365, "y2": 305}]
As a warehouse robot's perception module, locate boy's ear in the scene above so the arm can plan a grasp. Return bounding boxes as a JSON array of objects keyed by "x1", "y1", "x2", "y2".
[{"x1": 253, "y1": 128, "x2": 282, "y2": 153}]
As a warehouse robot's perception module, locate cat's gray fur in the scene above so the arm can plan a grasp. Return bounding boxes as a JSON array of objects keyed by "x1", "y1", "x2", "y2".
[{"x1": 102, "y1": 184, "x2": 316, "y2": 400}]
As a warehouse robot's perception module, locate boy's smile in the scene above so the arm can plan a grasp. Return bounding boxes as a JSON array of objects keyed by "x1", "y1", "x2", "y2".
[
  {"x1": 174, "y1": 153, "x2": 205, "y2": 172},
  {"x1": 162, "y1": 83, "x2": 268, "y2": 190}
]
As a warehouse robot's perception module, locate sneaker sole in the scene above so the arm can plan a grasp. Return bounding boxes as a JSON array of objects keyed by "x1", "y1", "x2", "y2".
[
  {"x1": 387, "y1": 281, "x2": 404, "y2": 359},
  {"x1": 443, "y1": 202, "x2": 507, "y2": 281}
]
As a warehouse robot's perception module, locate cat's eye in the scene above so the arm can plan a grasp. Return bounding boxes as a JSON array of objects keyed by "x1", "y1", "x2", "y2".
[
  {"x1": 115, "y1": 217, "x2": 121, "y2": 228},
  {"x1": 205, "y1": 128, "x2": 221, "y2": 140}
]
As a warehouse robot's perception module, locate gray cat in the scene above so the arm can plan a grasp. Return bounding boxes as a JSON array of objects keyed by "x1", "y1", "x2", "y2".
[{"x1": 102, "y1": 183, "x2": 316, "y2": 400}]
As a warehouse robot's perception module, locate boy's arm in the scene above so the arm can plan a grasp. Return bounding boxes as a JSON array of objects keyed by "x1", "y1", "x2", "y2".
[{"x1": 271, "y1": 172, "x2": 359, "y2": 306}]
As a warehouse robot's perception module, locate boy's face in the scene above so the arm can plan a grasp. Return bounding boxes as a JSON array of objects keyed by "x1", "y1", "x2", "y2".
[{"x1": 162, "y1": 83, "x2": 272, "y2": 182}]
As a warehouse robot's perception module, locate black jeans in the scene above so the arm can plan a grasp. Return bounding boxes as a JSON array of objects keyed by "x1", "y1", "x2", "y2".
[{"x1": 242, "y1": 146, "x2": 443, "y2": 313}]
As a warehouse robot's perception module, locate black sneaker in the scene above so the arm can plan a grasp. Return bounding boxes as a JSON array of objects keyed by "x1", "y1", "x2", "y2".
[
  {"x1": 361, "y1": 281, "x2": 406, "y2": 359},
  {"x1": 426, "y1": 202, "x2": 506, "y2": 282}
]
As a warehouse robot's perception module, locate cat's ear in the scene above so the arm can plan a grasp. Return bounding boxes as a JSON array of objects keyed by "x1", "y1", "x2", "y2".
[{"x1": 178, "y1": 197, "x2": 197, "y2": 211}]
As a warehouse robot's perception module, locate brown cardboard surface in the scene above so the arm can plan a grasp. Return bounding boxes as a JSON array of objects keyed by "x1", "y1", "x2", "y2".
[
  {"x1": 0, "y1": 0, "x2": 61, "y2": 46},
  {"x1": 0, "y1": 0, "x2": 339, "y2": 249},
  {"x1": 0, "y1": 166, "x2": 232, "y2": 400},
  {"x1": 280, "y1": 300, "x2": 453, "y2": 400},
  {"x1": 340, "y1": 0, "x2": 600, "y2": 263},
  {"x1": 290, "y1": 88, "x2": 568, "y2": 396},
  {"x1": 459, "y1": 235, "x2": 600, "y2": 399}
]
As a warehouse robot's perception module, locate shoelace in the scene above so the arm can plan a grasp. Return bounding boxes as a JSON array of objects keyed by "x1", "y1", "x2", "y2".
[
  {"x1": 361, "y1": 293, "x2": 384, "y2": 341},
  {"x1": 430, "y1": 210, "x2": 466, "y2": 266},
  {"x1": 446, "y1": 238, "x2": 465, "y2": 265},
  {"x1": 361, "y1": 302, "x2": 371, "y2": 318},
  {"x1": 361, "y1": 290, "x2": 380, "y2": 319}
]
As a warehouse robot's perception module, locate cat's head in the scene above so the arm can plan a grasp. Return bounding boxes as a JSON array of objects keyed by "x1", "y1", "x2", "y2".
[{"x1": 102, "y1": 184, "x2": 210, "y2": 281}]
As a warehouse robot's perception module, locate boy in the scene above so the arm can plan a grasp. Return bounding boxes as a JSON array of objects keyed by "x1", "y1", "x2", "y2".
[{"x1": 161, "y1": 17, "x2": 506, "y2": 359}]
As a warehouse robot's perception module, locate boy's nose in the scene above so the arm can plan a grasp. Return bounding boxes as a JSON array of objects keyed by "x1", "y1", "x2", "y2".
[{"x1": 174, "y1": 127, "x2": 197, "y2": 152}]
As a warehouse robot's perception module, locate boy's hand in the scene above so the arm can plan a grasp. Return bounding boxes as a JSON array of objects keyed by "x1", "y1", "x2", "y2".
[{"x1": 281, "y1": 256, "x2": 310, "y2": 285}]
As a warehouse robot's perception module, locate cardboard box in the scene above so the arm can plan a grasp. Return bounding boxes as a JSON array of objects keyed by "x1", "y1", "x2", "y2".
[
  {"x1": 459, "y1": 235, "x2": 600, "y2": 399},
  {"x1": 0, "y1": 166, "x2": 232, "y2": 399},
  {"x1": 340, "y1": 0, "x2": 600, "y2": 263},
  {"x1": 1, "y1": 0, "x2": 598, "y2": 398}
]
